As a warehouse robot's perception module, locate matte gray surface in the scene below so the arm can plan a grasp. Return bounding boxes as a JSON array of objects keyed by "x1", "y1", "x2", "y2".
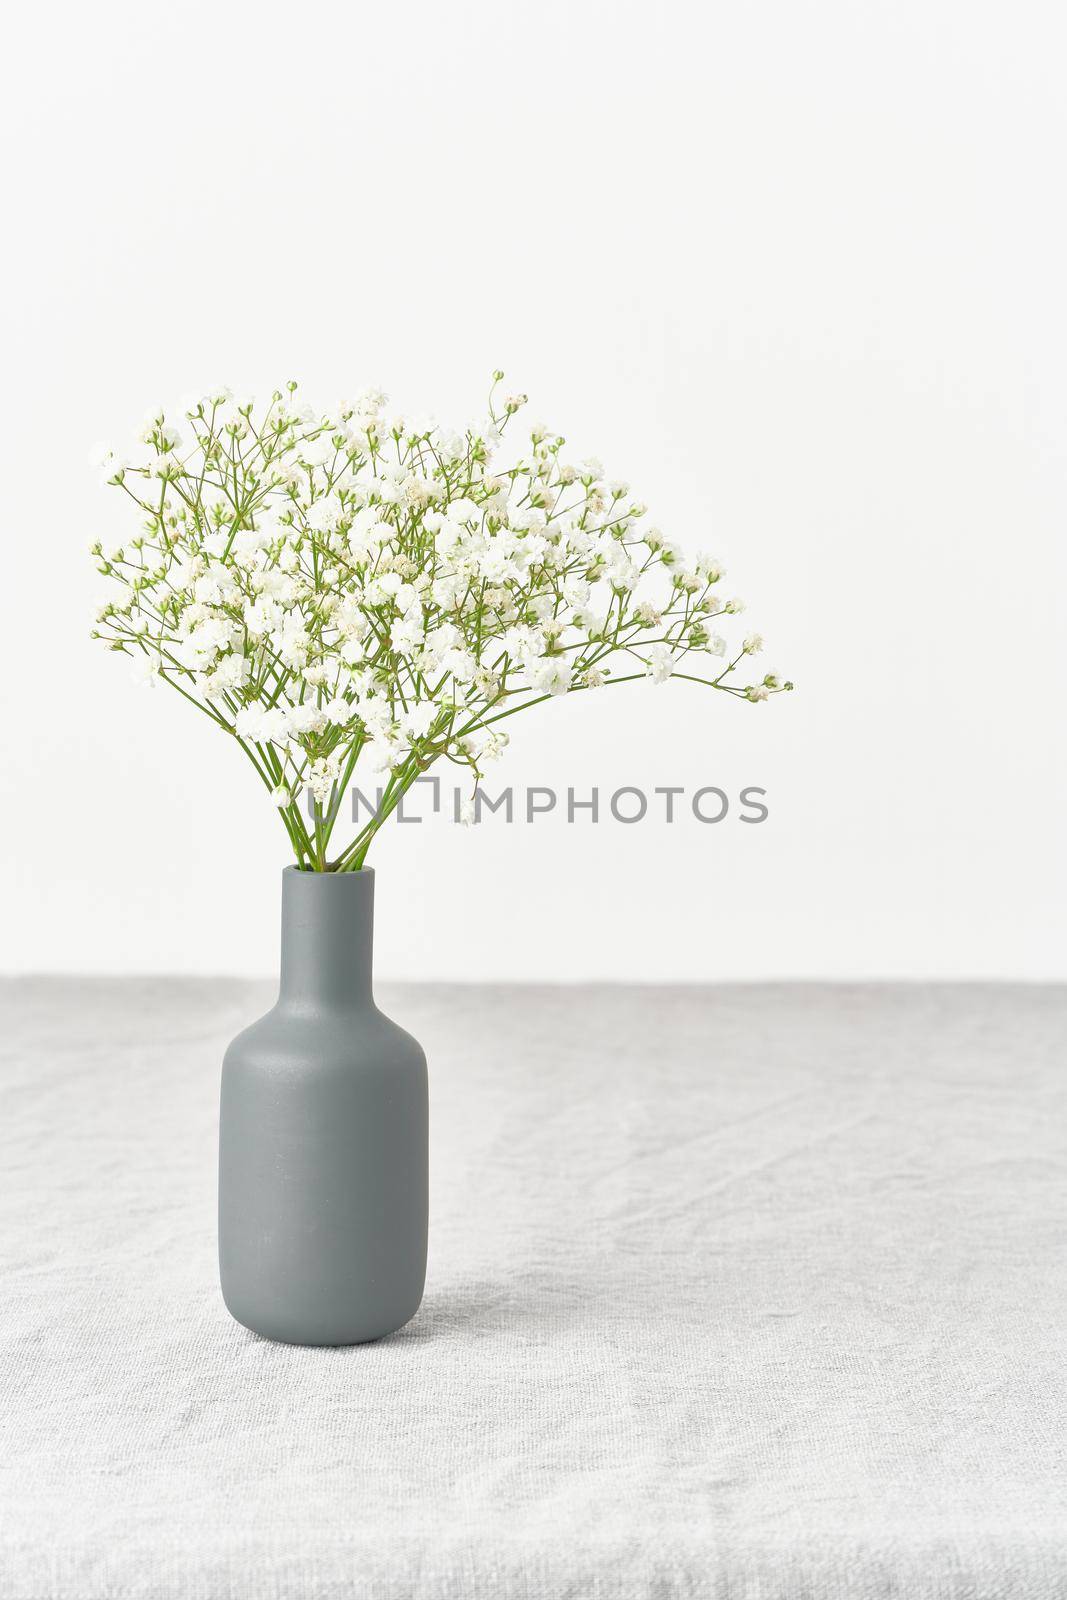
[
  {"x1": 220, "y1": 869, "x2": 428, "y2": 1345},
  {"x1": 1, "y1": 980, "x2": 1066, "y2": 1599}
]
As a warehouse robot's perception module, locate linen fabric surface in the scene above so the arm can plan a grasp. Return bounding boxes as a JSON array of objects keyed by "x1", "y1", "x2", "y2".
[{"x1": 1, "y1": 979, "x2": 1065, "y2": 1600}]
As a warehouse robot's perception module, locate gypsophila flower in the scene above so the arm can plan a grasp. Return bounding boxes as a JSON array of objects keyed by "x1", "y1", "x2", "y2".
[
  {"x1": 91, "y1": 373, "x2": 790, "y2": 870},
  {"x1": 646, "y1": 644, "x2": 675, "y2": 685}
]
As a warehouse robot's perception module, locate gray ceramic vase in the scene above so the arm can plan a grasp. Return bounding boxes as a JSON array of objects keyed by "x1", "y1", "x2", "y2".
[{"x1": 219, "y1": 867, "x2": 428, "y2": 1345}]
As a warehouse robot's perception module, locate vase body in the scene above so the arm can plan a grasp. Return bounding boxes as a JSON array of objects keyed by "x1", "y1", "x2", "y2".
[{"x1": 219, "y1": 867, "x2": 428, "y2": 1345}]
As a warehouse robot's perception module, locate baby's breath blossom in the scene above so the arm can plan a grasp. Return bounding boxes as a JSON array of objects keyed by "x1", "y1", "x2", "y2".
[
  {"x1": 91, "y1": 374, "x2": 790, "y2": 870},
  {"x1": 646, "y1": 645, "x2": 675, "y2": 686}
]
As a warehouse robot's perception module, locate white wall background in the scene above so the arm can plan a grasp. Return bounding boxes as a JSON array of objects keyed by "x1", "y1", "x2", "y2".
[{"x1": 1, "y1": 0, "x2": 1065, "y2": 981}]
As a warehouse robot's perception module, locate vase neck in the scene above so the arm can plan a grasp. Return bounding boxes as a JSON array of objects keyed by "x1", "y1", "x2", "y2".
[{"x1": 277, "y1": 867, "x2": 375, "y2": 1009}]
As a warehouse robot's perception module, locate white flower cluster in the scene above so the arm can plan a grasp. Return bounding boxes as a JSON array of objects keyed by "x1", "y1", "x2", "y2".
[{"x1": 91, "y1": 377, "x2": 789, "y2": 869}]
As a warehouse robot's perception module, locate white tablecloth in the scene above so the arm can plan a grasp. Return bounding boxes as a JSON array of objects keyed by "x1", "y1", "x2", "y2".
[{"x1": 2, "y1": 980, "x2": 1065, "y2": 1598}]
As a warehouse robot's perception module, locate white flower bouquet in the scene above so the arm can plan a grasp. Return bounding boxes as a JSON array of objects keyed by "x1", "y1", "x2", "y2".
[{"x1": 91, "y1": 377, "x2": 790, "y2": 870}]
